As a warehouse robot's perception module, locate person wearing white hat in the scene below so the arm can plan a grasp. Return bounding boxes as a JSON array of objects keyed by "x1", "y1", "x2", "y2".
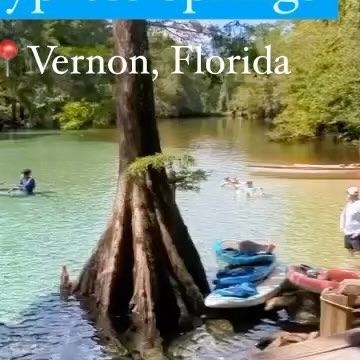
[{"x1": 340, "y1": 186, "x2": 360, "y2": 253}]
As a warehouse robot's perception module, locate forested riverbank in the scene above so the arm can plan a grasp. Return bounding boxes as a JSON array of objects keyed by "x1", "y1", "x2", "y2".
[{"x1": 0, "y1": 0, "x2": 359, "y2": 142}]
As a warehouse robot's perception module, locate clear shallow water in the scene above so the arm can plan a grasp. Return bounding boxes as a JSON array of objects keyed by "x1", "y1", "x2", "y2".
[{"x1": 1, "y1": 119, "x2": 360, "y2": 359}]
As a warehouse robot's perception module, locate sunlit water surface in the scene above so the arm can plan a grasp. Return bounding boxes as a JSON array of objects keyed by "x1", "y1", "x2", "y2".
[{"x1": 1, "y1": 118, "x2": 360, "y2": 359}]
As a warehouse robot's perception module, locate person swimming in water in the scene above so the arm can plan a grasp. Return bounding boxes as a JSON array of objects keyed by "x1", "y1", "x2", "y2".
[
  {"x1": 241, "y1": 180, "x2": 264, "y2": 197},
  {"x1": 244, "y1": 180, "x2": 254, "y2": 189},
  {"x1": 222, "y1": 178, "x2": 264, "y2": 197},
  {"x1": 221, "y1": 176, "x2": 241, "y2": 188},
  {"x1": 9, "y1": 169, "x2": 36, "y2": 195}
]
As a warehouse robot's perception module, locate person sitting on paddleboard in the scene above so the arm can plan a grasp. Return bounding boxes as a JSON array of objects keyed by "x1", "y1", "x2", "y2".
[
  {"x1": 9, "y1": 169, "x2": 36, "y2": 195},
  {"x1": 340, "y1": 186, "x2": 360, "y2": 253},
  {"x1": 19, "y1": 169, "x2": 36, "y2": 194}
]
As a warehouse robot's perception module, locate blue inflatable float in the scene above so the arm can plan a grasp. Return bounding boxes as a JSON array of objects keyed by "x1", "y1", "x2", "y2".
[
  {"x1": 213, "y1": 261, "x2": 276, "y2": 289},
  {"x1": 214, "y1": 283, "x2": 258, "y2": 298}
]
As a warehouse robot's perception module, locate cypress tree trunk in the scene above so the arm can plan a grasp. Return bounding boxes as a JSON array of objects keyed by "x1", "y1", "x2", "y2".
[{"x1": 64, "y1": 20, "x2": 209, "y2": 357}]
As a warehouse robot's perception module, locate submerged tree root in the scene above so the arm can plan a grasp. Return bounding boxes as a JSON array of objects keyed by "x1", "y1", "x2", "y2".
[
  {"x1": 61, "y1": 173, "x2": 209, "y2": 358},
  {"x1": 60, "y1": 20, "x2": 209, "y2": 359}
]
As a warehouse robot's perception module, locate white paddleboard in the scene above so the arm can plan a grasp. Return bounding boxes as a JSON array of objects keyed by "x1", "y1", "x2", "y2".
[
  {"x1": 205, "y1": 264, "x2": 287, "y2": 309},
  {"x1": 0, "y1": 190, "x2": 27, "y2": 197}
]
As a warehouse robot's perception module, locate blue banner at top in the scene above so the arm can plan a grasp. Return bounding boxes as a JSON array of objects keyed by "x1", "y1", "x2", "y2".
[{"x1": 0, "y1": 0, "x2": 339, "y2": 20}]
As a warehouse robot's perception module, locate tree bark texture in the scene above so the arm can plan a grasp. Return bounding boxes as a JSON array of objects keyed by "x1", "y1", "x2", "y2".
[{"x1": 66, "y1": 21, "x2": 209, "y2": 357}]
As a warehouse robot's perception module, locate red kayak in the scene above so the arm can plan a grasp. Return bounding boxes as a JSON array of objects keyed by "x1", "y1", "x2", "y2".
[{"x1": 287, "y1": 266, "x2": 360, "y2": 294}]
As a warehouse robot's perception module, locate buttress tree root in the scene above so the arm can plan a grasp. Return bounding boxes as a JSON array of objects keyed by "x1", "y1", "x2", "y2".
[{"x1": 61, "y1": 20, "x2": 210, "y2": 357}]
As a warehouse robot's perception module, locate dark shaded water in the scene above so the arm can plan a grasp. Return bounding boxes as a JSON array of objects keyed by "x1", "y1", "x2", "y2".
[
  {"x1": 1, "y1": 118, "x2": 360, "y2": 359},
  {"x1": 0, "y1": 295, "x2": 111, "y2": 360}
]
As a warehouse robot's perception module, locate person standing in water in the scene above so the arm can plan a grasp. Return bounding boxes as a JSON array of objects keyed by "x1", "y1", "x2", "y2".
[
  {"x1": 340, "y1": 186, "x2": 360, "y2": 253},
  {"x1": 9, "y1": 169, "x2": 36, "y2": 195}
]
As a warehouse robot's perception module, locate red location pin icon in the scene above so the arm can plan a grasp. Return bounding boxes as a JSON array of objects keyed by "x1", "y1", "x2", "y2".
[{"x1": 0, "y1": 39, "x2": 18, "y2": 77}]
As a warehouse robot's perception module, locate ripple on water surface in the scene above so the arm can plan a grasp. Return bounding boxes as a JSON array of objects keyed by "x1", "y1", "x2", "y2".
[
  {"x1": 1, "y1": 123, "x2": 360, "y2": 359},
  {"x1": 0, "y1": 134, "x2": 117, "y2": 359},
  {"x1": 0, "y1": 295, "x2": 112, "y2": 360}
]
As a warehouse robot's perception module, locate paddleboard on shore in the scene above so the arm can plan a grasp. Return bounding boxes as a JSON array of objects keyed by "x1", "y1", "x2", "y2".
[{"x1": 205, "y1": 264, "x2": 286, "y2": 309}]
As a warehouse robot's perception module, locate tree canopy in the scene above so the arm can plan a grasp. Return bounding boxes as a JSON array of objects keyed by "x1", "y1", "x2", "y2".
[
  {"x1": 1, "y1": 1, "x2": 359, "y2": 143},
  {"x1": 265, "y1": 0, "x2": 360, "y2": 142}
]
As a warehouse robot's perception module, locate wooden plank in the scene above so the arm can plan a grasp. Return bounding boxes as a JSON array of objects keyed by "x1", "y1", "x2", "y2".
[
  {"x1": 249, "y1": 335, "x2": 350, "y2": 360},
  {"x1": 301, "y1": 347, "x2": 360, "y2": 360},
  {"x1": 320, "y1": 293, "x2": 354, "y2": 337}
]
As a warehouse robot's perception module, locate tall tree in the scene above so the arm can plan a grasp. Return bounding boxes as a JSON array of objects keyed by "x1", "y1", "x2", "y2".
[
  {"x1": 65, "y1": 21, "x2": 209, "y2": 357},
  {"x1": 269, "y1": 0, "x2": 360, "y2": 141}
]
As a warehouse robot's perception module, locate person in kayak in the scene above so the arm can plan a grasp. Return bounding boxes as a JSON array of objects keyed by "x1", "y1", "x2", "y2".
[
  {"x1": 9, "y1": 169, "x2": 36, "y2": 195},
  {"x1": 340, "y1": 186, "x2": 360, "y2": 253}
]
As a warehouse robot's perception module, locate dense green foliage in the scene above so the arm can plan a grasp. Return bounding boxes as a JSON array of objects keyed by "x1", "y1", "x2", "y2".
[
  {"x1": 0, "y1": 21, "x2": 114, "y2": 130},
  {"x1": 0, "y1": 20, "x2": 272, "y2": 130},
  {"x1": 57, "y1": 101, "x2": 112, "y2": 130},
  {"x1": 262, "y1": 0, "x2": 360, "y2": 141},
  {"x1": 1, "y1": 1, "x2": 359, "y2": 142}
]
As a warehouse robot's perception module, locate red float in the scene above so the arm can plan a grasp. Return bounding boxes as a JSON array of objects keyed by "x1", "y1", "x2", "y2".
[{"x1": 287, "y1": 265, "x2": 360, "y2": 294}]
